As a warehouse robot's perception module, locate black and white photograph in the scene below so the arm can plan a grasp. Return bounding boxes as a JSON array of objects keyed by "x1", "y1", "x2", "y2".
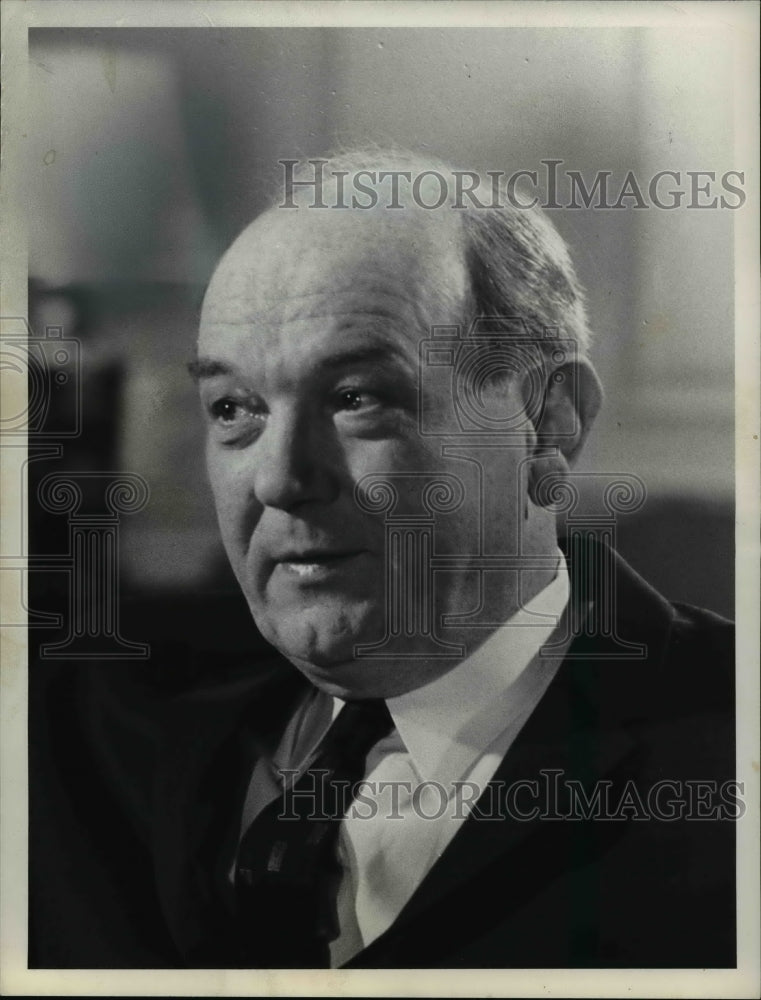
[{"x1": 1, "y1": 1, "x2": 758, "y2": 996}]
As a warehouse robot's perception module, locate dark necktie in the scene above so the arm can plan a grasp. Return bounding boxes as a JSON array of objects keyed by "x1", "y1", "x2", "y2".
[{"x1": 234, "y1": 698, "x2": 394, "y2": 968}]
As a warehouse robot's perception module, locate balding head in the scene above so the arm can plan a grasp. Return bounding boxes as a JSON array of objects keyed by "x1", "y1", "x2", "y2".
[{"x1": 200, "y1": 189, "x2": 469, "y2": 343}]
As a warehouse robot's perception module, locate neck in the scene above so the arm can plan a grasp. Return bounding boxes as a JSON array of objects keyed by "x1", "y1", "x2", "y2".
[{"x1": 444, "y1": 508, "x2": 560, "y2": 658}]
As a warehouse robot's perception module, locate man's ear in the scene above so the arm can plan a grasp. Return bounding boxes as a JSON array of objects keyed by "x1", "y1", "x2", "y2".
[
  {"x1": 527, "y1": 358, "x2": 603, "y2": 506},
  {"x1": 539, "y1": 357, "x2": 603, "y2": 464}
]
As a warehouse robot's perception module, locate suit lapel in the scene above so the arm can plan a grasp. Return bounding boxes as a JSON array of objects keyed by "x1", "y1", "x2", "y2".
[
  {"x1": 152, "y1": 655, "x2": 307, "y2": 964},
  {"x1": 346, "y1": 659, "x2": 644, "y2": 966}
]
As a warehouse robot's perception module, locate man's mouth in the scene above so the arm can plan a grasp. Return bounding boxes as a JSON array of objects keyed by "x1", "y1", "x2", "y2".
[{"x1": 276, "y1": 549, "x2": 367, "y2": 579}]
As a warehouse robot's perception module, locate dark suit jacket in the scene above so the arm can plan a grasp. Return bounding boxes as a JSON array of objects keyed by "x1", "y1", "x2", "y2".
[{"x1": 29, "y1": 541, "x2": 736, "y2": 968}]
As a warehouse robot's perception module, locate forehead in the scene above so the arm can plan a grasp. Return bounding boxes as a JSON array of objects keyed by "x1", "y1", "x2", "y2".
[{"x1": 198, "y1": 207, "x2": 468, "y2": 362}]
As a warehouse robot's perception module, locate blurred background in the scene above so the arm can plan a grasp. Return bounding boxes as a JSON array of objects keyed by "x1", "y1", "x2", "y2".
[{"x1": 27, "y1": 27, "x2": 734, "y2": 645}]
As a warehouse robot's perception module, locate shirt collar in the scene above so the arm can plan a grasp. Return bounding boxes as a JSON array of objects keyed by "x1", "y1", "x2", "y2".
[{"x1": 384, "y1": 550, "x2": 569, "y2": 785}]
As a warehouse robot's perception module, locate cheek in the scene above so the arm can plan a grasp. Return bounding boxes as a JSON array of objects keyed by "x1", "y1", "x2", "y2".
[
  {"x1": 342, "y1": 436, "x2": 447, "y2": 529},
  {"x1": 206, "y1": 450, "x2": 258, "y2": 553},
  {"x1": 341, "y1": 436, "x2": 402, "y2": 477},
  {"x1": 342, "y1": 430, "x2": 441, "y2": 479},
  {"x1": 207, "y1": 452, "x2": 232, "y2": 520}
]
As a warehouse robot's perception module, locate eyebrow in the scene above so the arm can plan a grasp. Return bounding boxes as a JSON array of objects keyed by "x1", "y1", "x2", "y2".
[
  {"x1": 187, "y1": 357, "x2": 236, "y2": 381},
  {"x1": 187, "y1": 344, "x2": 413, "y2": 382}
]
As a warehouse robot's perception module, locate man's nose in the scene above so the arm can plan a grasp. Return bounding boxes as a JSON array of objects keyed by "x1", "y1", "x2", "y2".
[{"x1": 251, "y1": 409, "x2": 340, "y2": 511}]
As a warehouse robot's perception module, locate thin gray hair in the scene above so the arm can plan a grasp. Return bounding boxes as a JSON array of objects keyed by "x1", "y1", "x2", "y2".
[{"x1": 272, "y1": 145, "x2": 592, "y2": 357}]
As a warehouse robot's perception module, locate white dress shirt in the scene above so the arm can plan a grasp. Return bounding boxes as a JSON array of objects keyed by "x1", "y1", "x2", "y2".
[{"x1": 236, "y1": 551, "x2": 570, "y2": 967}]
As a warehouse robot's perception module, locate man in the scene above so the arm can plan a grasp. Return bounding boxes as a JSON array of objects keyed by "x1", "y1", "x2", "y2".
[{"x1": 29, "y1": 149, "x2": 735, "y2": 969}]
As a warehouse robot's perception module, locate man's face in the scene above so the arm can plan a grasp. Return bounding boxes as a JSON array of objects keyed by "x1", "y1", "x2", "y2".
[{"x1": 197, "y1": 208, "x2": 534, "y2": 698}]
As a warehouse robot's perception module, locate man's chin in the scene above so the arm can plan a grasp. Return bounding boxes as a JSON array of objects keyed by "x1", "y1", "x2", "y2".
[
  {"x1": 273, "y1": 642, "x2": 385, "y2": 699},
  {"x1": 255, "y1": 605, "x2": 380, "y2": 675},
  {"x1": 253, "y1": 606, "x2": 421, "y2": 697},
  {"x1": 251, "y1": 602, "x2": 466, "y2": 699},
  {"x1": 263, "y1": 631, "x2": 457, "y2": 701}
]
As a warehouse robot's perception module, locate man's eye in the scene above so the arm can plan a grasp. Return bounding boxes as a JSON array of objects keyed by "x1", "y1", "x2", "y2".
[
  {"x1": 337, "y1": 389, "x2": 367, "y2": 411},
  {"x1": 210, "y1": 398, "x2": 245, "y2": 424},
  {"x1": 206, "y1": 397, "x2": 265, "y2": 441},
  {"x1": 334, "y1": 388, "x2": 381, "y2": 413}
]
